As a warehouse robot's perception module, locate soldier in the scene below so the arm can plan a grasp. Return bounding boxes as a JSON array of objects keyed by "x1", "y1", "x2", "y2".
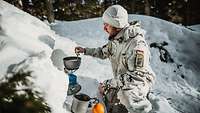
[{"x1": 75, "y1": 5, "x2": 155, "y2": 113}]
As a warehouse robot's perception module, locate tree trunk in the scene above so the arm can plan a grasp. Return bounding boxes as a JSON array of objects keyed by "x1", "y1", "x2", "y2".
[
  {"x1": 129, "y1": 0, "x2": 136, "y2": 14},
  {"x1": 45, "y1": 0, "x2": 55, "y2": 23},
  {"x1": 144, "y1": 0, "x2": 150, "y2": 15},
  {"x1": 17, "y1": 0, "x2": 23, "y2": 9},
  {"x1": 185, "y1": 0, "x2": 190, "y2": 25}
]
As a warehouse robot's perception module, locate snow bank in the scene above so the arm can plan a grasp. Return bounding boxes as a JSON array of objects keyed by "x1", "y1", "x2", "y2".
[
  {"x1": 0, "y1": 0, "x2": 56, "y2": 75},
  {"x1": 188, "y1": 24, "x2": 200, "y2": 32},
  {"x1": 0, "y1": 1, "x2": 71, "y2": 113},
  {"x1": 8, "y1": 52, "x2": 68, "y2": 113}
]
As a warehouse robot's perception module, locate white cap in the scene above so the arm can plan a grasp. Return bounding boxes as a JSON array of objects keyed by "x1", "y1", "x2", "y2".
[{"x1": 102, "y1": 5, "x2": 129, "y2": 28}]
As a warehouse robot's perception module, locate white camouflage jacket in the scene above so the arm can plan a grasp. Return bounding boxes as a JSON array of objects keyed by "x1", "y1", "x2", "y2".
[{"x1": 84, "y1": 21, "x2": 155, "y2": 85}]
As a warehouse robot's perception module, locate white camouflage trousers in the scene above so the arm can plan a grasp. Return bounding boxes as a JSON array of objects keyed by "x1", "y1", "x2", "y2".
[{"x1": 104, "y1": 74, "x2": 152, "y2": 113}]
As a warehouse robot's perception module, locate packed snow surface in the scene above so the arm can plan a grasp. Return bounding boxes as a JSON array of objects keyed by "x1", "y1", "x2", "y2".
[{"x1": 1, "y1": 1, "x2": 200, "y2": 113}]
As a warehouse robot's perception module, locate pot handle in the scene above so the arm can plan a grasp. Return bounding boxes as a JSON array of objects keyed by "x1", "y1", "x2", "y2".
[
  {"x1": 88, "y1": 98, "x2": 99, "y2": 108},
  {"x1": 90, "y1": 98, "x2": 99, "y2": 104}
]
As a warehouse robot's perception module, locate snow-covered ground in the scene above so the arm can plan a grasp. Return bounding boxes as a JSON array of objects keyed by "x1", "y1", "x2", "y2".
[
  {"x1": 188, "y1": 24, "x2": 200, "y2": 32},
  {"x1": 0, "y1": 1, "x2": 200, "y2": 113}
]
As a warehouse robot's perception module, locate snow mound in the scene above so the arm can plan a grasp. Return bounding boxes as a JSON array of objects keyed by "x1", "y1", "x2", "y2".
[
  {"x1": 0, "y1": 1, "x2": 71, "y2": 113},
  {"x1": 8, "y1": 52, "x2": 68, "y2": 113},
  {"x1": 188, "y1": 24, "x2": 200, "y2": 32},
  {"x1": 0, "y1": 0, "x2": 57, "y2": 75}
]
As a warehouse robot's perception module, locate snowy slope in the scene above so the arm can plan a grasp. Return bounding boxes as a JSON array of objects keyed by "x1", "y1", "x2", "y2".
[
  {"x1": 188, "y1": 25, "x2": 200, "y2": 32},
  {"x1": 0, "y1": 1, "x2": 70, "y2": 113},
  {"x1": 1, "y1": 1, "x2": 200, "y2": 113}
]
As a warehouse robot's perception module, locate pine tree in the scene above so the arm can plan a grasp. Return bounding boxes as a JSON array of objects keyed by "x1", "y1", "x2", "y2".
[
  {"x1": 45, "y1": 0, "x2": 55, "y2": 23},
  {"x1": 0, "y1": 70, "x2": 51, "y2": 113}
]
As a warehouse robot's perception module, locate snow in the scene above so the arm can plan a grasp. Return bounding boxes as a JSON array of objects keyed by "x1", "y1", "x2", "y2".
[
  {"x1": 1, "y1": 1, "x2": 200, "y2": 113},
  {"x1": 188, "y1": 24, "x2": 200, "y2": 32},
  {"x1": 0, "y1": 1, "x2": 69, "y2": 113}
]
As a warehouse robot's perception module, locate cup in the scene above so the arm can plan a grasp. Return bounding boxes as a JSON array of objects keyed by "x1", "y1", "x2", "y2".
[{"x1": 71, "y1": 93, "x2": 98, "y2": 113}]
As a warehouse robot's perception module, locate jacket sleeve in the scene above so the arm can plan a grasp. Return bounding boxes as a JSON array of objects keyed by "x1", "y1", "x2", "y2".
[
  {"x1": 123, "y1": 35, "x2": 155, "y2": 83},
  {"x1": 84, "y1": 42, "x2": 111, "y2": 59}
]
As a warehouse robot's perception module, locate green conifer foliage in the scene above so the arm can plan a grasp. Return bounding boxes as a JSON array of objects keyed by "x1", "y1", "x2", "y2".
[{"x1": 0, "y1": 70, "x2": 51, "y2": 113}]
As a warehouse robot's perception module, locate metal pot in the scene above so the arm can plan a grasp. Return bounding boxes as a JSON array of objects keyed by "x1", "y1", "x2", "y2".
[
  {"x1": 63, "y1": 56, "x2": 81, "y2": 70},
  {"x1": 71, "y1": 93, "x2": 98, "y2": 113}
]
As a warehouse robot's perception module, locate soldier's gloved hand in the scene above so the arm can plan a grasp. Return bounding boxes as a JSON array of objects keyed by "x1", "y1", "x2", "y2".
[{"x1": 75, "y1": 47, "x2": 85, "y2": 54}]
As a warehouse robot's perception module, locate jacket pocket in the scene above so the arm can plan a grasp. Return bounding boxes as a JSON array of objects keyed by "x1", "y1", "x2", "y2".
[{"x1": 122, "y1": 50, "x2": 135, "y2": 72}]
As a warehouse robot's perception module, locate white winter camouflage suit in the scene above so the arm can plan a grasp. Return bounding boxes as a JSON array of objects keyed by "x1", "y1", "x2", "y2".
[{"x1": 84, "y1": 21, "x2": 155, "y2": 113}]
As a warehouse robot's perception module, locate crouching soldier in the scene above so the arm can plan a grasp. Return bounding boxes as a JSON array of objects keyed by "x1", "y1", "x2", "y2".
[{"x1": 75, "y1": 5, "x2": 155, "y2": 113}]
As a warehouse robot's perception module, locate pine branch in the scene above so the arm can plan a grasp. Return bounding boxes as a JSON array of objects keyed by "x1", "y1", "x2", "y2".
[{"x1": 0, "y1": 70, "x2": 51, "y2": 113}]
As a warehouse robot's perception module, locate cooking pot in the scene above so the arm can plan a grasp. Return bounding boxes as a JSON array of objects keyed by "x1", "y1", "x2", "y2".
[
  {"x1": 71, "y1": 93, "x2": 99, "y2": 113},
  {"x1": 63, "y1": 56, "x2": 81, "y2": 70}
]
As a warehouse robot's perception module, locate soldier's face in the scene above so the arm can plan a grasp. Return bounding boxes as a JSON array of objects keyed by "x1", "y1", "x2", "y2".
[
  {"x1": 103, "y1": 23, "x2": 116, "y2": 36},
  {"x1": 103, "y1": 23, "x2": 122, "y2": 38}
]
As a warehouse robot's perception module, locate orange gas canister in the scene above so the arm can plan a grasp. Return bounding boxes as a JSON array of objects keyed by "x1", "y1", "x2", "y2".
[{"x1": 92, "y1": 103, "x2": 105, "y2": 113}]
